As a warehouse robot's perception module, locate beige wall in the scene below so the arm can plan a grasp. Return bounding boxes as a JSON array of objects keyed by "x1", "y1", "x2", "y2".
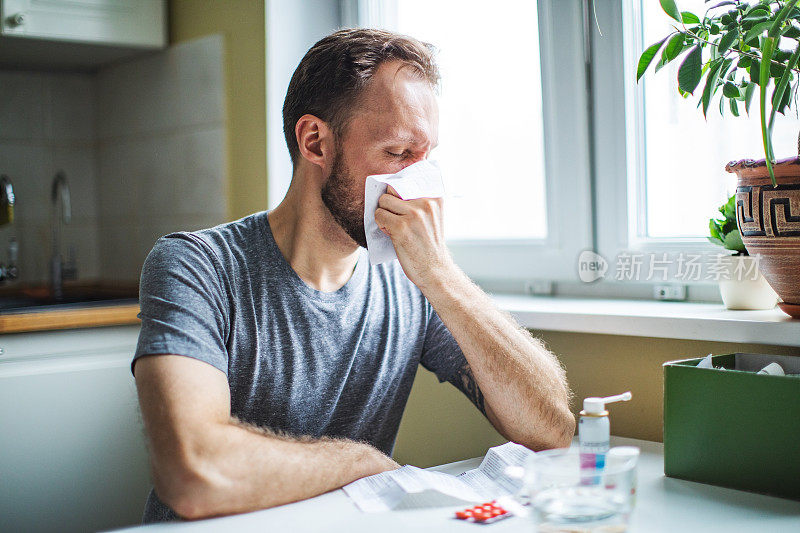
[
  {"x1": 394, "y1": 330, "x2": 800, "y2": 466},
  {"x1": 169, "y1": 0, "x2": 267, "y2": 221}
]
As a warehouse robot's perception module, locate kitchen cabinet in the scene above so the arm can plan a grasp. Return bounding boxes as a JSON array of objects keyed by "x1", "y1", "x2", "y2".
[
  {"x1": 1, "y1": 0, "x2": 165, "y2": 47},
  {"x1": 0, "y1": 325, "x2": 151, "y2": 532},
  {"x1": 0, "y1": 0, "x2": 166, "y2": 71}
]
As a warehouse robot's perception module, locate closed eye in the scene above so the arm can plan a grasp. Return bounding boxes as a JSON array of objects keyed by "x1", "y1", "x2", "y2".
[{"x1": 386, "y1": 150, "x2": 406, "y2": 158}]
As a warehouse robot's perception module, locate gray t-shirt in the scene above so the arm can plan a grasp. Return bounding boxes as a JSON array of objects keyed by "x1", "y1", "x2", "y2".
[{"x1": 132, "y1": 211, "x2": 467, "y2": 522}]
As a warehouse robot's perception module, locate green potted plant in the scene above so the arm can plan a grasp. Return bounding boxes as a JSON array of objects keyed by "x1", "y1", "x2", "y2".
[
  {"x1": 709, "y1": 194, "x2": 778, "y2": 309},
  {"x1": 638, "y1": 0, "x2": 800, "y2": 317}
]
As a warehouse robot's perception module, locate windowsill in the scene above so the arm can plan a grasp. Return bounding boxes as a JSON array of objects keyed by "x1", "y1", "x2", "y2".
[{"x1": 492, "y1": 294, "x2": 800, "y2": 347}]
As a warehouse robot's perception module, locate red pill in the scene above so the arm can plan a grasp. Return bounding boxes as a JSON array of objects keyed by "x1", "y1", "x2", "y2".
[{"x1": 455, "y1": 510, "x2": 472, "y2": 519}]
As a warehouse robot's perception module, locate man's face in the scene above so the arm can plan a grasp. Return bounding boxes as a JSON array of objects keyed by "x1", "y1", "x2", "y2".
[{"x1": 320, "y1": 61, "x2": 439, "y2": 248}]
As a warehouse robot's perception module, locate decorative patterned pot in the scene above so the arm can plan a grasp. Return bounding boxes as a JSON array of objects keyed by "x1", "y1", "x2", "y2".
[{"x1": 726, "y1": 158, "x2": 800, "y2": 318}]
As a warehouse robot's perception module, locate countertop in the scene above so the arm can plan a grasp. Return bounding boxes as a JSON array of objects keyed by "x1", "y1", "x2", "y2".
[{"x1": 0, "y1": 283, "x2": 140, "y2": 334}]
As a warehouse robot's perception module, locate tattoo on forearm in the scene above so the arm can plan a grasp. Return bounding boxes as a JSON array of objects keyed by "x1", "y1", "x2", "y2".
[{"x1": 448, "y1": 363, "x2": 486, "y2": 416}]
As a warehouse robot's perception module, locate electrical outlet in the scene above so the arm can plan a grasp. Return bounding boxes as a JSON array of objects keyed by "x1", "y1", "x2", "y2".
[
  {"x1": 653, "y1": 284, "x2": 686, "y2": 301},
  {"x1": 525, "y1": 280, "x2": 554, "y2": 296}
]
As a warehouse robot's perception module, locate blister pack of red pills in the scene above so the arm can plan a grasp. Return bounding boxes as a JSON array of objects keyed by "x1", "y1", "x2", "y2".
[{"x1": 454, "y1": 500, "x2": 512, "y2": 524}]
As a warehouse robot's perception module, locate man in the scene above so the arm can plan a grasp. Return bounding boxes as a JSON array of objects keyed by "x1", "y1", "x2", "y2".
[{"x1": 133, "y1": 28, "x2": 574, "y2": 523}]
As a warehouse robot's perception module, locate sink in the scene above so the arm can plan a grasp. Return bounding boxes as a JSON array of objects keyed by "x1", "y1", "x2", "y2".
[
  {"x1": 0, "y1": 297, "x2": 39, "y2": 311},
  {"x1": 0, "y1": 284, "x2": 138, "y2": 313}
]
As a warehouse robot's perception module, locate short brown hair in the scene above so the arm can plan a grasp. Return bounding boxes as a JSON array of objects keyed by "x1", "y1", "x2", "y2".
[{"x1": 282, "y1": 28, "x2": 440, "y2": 167}]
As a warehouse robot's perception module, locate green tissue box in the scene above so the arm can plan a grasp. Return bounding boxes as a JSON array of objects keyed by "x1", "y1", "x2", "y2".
[{"x1": 663, "y1": 353, "x2": 800, "y2": 500}]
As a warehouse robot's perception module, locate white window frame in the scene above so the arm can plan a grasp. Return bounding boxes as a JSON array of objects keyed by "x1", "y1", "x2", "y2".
[
  {"x1": 590, "y1": 0, "x2": 722, "y2": 300},
  {"x1": 266, "y1": 0, "x2": 343, "y2": 213},
  {"x1": 594, "y1": 0, "x2": 724, "y2": 257}
]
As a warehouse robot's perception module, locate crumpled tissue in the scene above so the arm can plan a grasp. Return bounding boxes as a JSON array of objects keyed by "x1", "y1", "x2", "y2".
[{"x1": 363, "y1": 159, "x2": 445, "y2": 265}]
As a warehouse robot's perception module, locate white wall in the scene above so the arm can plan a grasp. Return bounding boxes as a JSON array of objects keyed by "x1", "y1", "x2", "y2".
[
  {"x1": 0, "y1": 70, "x2": 101, "y2": 284},
  {"x1": 0, "y1": 34, "x2": 227, "y2": 287},
  {"x1": 96, "y1": 35, "x2": 228, "y2": 282}
]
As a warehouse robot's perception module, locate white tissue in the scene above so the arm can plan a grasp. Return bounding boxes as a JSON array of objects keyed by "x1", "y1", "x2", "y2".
[
  {"x1": 363, "y1": 159, "x2": 445, "y2": 265},
  {"x1": 696, "y1": 354, "x2": 714, "y2": 369},
  {"x1": 757, "y1": 362, "x2": 785, "y2": 376}
]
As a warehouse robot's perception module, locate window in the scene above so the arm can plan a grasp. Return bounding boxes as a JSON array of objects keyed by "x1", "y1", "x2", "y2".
[
  {"x1": 637, "y1": 0, "x2": 798, "y2": 241},
  {"x1": 269, "y1": 1, "x2": 740, "y2": 290},
  {"x1": 383, "y1": 0, "x2": 548, "y2": 241},
  {"x1": 350, "y1": 0, "x2": 593, "y2": 283}
]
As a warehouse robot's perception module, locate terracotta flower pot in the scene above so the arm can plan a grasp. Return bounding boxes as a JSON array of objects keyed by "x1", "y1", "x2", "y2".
[{"x1": 726, "y1": 158, "x2": 800, "y2": 318}]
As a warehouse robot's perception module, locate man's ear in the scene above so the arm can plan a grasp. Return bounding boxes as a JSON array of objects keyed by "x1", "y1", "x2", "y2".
[{"x1": 295, "y1": 114, "x2": 335, "y2": 172}]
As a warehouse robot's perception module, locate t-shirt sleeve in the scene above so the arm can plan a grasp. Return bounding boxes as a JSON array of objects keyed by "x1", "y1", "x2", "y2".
[
  {"x1": 419, "y1": 302, "x2": 467, "y2": 383},
  {"x1": 132, "y1": 233, "x2": 229, "y2": 376}
]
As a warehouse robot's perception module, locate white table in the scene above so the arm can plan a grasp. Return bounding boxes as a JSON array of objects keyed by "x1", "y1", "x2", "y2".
[{"x1": 111, "y1": 437, "x2": 800, "y2": 532}]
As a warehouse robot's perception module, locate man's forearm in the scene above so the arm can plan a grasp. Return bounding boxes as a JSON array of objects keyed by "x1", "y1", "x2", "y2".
[
  {"x1": 420, "y1": 265, "x2": 575, "y2": 450},
  {"x1": 157, "y1": 419, "x2": 397, "y2": 519}
]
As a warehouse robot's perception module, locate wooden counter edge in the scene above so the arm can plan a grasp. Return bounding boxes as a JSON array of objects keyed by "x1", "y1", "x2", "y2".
[{"x1": 0, "y1": 303, "x2": 141, "y2": 334}]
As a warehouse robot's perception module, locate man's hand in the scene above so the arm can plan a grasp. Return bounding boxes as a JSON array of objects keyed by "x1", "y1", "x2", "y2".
[{"x1": 374, "y1": 185, "x2": 456, "y2": 290}]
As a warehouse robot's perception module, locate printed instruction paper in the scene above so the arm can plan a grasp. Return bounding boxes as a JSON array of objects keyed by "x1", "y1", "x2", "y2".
[{"x1": 342, "y1": 442, "x2": 533, "y2": 512}]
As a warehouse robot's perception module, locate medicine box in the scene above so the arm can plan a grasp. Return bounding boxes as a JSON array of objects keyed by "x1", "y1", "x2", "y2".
[{"x1": 663, "y1": 353, "x2": 800, "y2": 500}]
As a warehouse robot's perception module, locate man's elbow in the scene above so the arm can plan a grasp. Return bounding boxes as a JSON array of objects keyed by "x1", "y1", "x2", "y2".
[
  {"x1": 520, "y1": 405, "x2": 576, "y2": 451},
  {"x1": 551, "y1": 406, "x2": 577, "y2": 449},
  {"x1": 152, "y1": 452, "x2": 223, "y2": 520}
]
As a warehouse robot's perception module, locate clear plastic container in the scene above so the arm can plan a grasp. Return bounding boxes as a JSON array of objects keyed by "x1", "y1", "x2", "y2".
[{"x1": 523, "y1": 446, "x2": 639, "y2": 532}]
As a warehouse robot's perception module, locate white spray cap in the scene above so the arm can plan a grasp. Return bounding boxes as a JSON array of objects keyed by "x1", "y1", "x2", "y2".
[{"x1": 583, "y1": 391, "x2": 632, "y2": 414}]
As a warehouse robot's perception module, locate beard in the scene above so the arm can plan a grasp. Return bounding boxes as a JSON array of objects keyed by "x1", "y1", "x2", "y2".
[{"x1": 320, "y1": 146, "x2": 368, "y2": 248}]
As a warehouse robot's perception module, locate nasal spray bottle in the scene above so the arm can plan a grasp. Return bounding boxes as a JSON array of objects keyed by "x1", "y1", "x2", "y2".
[{"x1": 579, "y1": 392, "x2": 632, "y2": 477}]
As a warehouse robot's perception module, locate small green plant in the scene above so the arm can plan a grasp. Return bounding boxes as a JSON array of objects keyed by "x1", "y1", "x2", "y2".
[
  {"x1": 708, "y1": 194, "x2": 747, "y2": 254},
  {"x1": 637, "y1": 0, "x2": 800, "y2": 187}
]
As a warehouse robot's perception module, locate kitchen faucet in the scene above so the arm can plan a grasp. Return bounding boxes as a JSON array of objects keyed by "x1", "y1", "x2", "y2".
[
  {"x1": 0, "y1": 175, "x2": 18, "y2": 284},
  {"x1": 51, "y1": 171, "x2": 77, "y2": 299}
]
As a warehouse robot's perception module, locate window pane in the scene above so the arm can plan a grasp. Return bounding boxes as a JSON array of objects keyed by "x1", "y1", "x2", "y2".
[
  {"x1": 640, "y1": 0, "x2": 798, "y2": 238},
  {"x1": 391, "y1": 0, "x2": 547, "y2": 240}
]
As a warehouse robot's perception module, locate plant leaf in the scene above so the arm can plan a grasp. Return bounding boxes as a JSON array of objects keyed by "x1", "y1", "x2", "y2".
[
  {"x1": 663, "y1": 33, "x2": 686, "y2": 62},
  {"x1": 723, "y1": 195, "x2": 736, "y2": 219},
  {"x1": 730, "y1": 95, "x2": 740, "y2": 116},
  {"x1": 723, "y1": 81, "x2": 740, "y2": 97},
  {"x1": 717, "y1": 28, "x2": 739, "y2": 55},
  {"x1": 769, "y1": 39, "x2": 800, "y2": 129},
  {"x1": 702, "y1": 60, "x2": 724, "y2": 117},
  {"x1": 682, "y1": 11, "x2": 700, "y2": 24},
  {"x1": 749, "y1": 58, "x2": 761, "y2": 84},
  {"x1": 637, "y1": 37, "x2": 669, "y2": 80},
  {"x1": 769, "y1": 0, "x2": 800, "y2": 38},
  {"x1": 784, "y1": 25, "x2": 800, "y2": 39},
  {"x1": 709, "y1": 219, "x2": 722, "y2": 240},
  {"x1": 723, "y1": 229, "x2": 745, "y2": 252},
  {"x1": 654, "y1": 56, "x2": 669, "y2": 73},
  {"x1": 745, "y1": 81, "x2": 757, "y2": 113},
  {"x1": 759, "y1": 37, "x2": 777, "y2": 186},
  {"x1": 660, "y1": 0, "x2": 682, "y2": 22},
  {"x1": 744, "y1": 21, "x2": 773, "y2": 45},
  {"x1": 744, "y1": 5, "x2": 771, "y2": 19},
  {"x1": 678, "y1": 45, "x2": 703, "y2": 93}
]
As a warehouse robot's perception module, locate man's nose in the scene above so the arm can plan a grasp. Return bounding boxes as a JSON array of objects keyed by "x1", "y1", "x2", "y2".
[{"x1": 401, "y1": 153, "x2": 428, "y2": 169}]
